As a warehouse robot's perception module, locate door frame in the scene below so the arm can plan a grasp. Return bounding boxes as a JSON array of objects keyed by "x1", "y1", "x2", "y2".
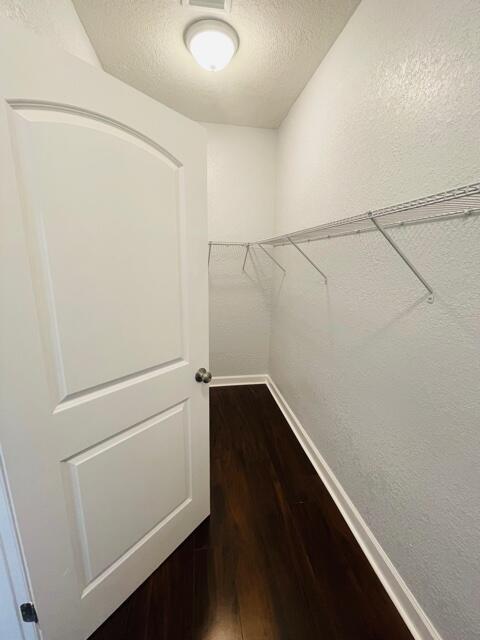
[{"x1": 0, "y1": 451, "x2": 39, "y2": 640}]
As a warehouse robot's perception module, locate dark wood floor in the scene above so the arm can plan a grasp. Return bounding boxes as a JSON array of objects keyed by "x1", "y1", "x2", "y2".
[{"x1": 89, "y1": 384, "x2": 413, "y2": 640}]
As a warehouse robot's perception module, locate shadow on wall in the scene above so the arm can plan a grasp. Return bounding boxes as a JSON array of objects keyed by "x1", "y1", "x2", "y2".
[{"x1": 209, "y1": 245, "x2": 274, "y2": 376}]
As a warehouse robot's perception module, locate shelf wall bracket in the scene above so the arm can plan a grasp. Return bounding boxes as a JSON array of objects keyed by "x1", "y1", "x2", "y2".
[
  {"x1": 257, "y1": 244, "x2": 286, "y2": 274},
  {"x1": 208, "y1": 241, "x2": 212, "y2": 267},
  {"x1": 242, "y1": 243, "x2": 250, "y2": 271},
  {"x1": 287, "y1": 237, "x2": 327, "y2": 284},
  {"x1": 368, "y1": 212, "x2": 434, "y2": 303}
]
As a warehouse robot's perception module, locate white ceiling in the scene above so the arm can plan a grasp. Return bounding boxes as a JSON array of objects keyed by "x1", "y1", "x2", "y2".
[{"x1": 73, "y1": 0, "x2": 360, "y2": 128}]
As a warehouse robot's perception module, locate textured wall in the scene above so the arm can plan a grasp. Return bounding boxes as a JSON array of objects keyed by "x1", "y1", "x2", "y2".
[
  {"x1": 270, "y1": 1, "x2": 480, "y2": 639},
  {"x1": 0, "y1": 0, "x2": 100, "y2": 67},
  {"x1": 205, "y1": 123, "x2": 276, "y2": 375}
]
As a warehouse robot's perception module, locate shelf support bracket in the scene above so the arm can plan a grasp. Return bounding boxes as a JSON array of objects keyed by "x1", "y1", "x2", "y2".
[
  {"x1": 368, "y1": 213, "x2": 434, "y2": 303},
  {"x1": 242, "y1": 243, "x2": 250, "y2": 271},
  {"x1": 287, "y1": 237, "x2": 327, "y2": 284},
  {"x1": 208, "y1": 242, "x2": 212, "y2": 267},
  {"x1": 257, "y1": 244, "x2": 286, "y2": 274}
]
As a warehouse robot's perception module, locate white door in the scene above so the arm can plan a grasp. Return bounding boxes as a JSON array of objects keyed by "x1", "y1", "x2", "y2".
[{"x1": 0, "y1": 18, "x2": 209, "y2": 640}]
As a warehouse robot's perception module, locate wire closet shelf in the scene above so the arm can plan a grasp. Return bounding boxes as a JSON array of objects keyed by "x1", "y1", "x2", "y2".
[{"x1": 208, "y1": 181, "x2": 480, "y2": 304}]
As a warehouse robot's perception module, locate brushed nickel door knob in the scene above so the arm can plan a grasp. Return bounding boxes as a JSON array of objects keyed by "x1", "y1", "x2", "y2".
[{"x1": 195, "y1": 367, "x2": 212, "y2": 384}]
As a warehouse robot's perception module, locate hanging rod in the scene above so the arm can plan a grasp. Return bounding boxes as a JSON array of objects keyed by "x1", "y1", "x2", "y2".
[
  {"x1": 208, "y1": 241, "x2": 287, "y2": 273},
  {"x1": 210, "y1": 182, "x2": 480, "y2": 249},
  {"x1": 210, "y1": 241, "x2": 248, "y2": 246},
  {"x1": 208, "y1": 182, "x2": 480, "y2": 302},
  {"x1": 209, "y1": 204, "x2": 480, "y2": 247}
]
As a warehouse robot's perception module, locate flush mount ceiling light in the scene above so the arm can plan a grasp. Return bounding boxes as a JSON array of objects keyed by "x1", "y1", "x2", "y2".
[{"x1": 185, "y1": 19, "x2": 239, "y2": 72}]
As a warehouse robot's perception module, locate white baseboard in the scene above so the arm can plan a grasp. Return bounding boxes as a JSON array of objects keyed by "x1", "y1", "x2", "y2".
[
  {"x1": 210, "y1": 373, "x2": 268, "y2": 387},
  {"x1": 264, "y1": 375, "x2": 442, "y2": 640},
  {"x1": 215, "y1": 374, "x2": 442, "y2": 640}
]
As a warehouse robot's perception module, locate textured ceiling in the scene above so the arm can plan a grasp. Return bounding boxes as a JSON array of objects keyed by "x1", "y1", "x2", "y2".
[{"x1": 72, "y1": 0, "x2": 360, "y2": 128}]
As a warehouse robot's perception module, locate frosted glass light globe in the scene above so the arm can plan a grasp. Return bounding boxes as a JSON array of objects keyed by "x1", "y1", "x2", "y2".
[{"x1": 185, "y1": 19, "x2": 239, "y2": 72}]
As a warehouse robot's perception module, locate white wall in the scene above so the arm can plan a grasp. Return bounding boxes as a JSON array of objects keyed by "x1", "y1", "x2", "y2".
[
  {"x1": 0, "y1": 0, "x2": 100, "y2": 67},
  {"x1": 205, "y1": 123, "x2": 276, "y2": 376},
  {"x1": 270, "y1": 2, "x2": 480, "y2": 640}
]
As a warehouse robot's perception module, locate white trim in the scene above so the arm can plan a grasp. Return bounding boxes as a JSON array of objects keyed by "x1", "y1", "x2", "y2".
[
  {"x1": 211, "y1": 372, "x2": 440, "y2": 640},
  {"x1": 210, "y1": 374, "x2": 268, "y2": 387},
  {"x1": 0, "y1": 451, "x2": 39, "y2": 640},
  {"x1": 263, "y1": 374, "x2": 443, "y2": 640}
]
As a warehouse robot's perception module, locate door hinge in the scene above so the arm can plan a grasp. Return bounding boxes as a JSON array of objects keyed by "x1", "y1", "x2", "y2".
[{"x1": 20, "y1": 602, "x2": 38, "y2": 623}]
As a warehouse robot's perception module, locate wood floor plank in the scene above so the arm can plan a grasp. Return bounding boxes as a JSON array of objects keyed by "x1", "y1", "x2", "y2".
[{"x1": 88, "y1": 384, "x2": 414, "y2": 640}]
